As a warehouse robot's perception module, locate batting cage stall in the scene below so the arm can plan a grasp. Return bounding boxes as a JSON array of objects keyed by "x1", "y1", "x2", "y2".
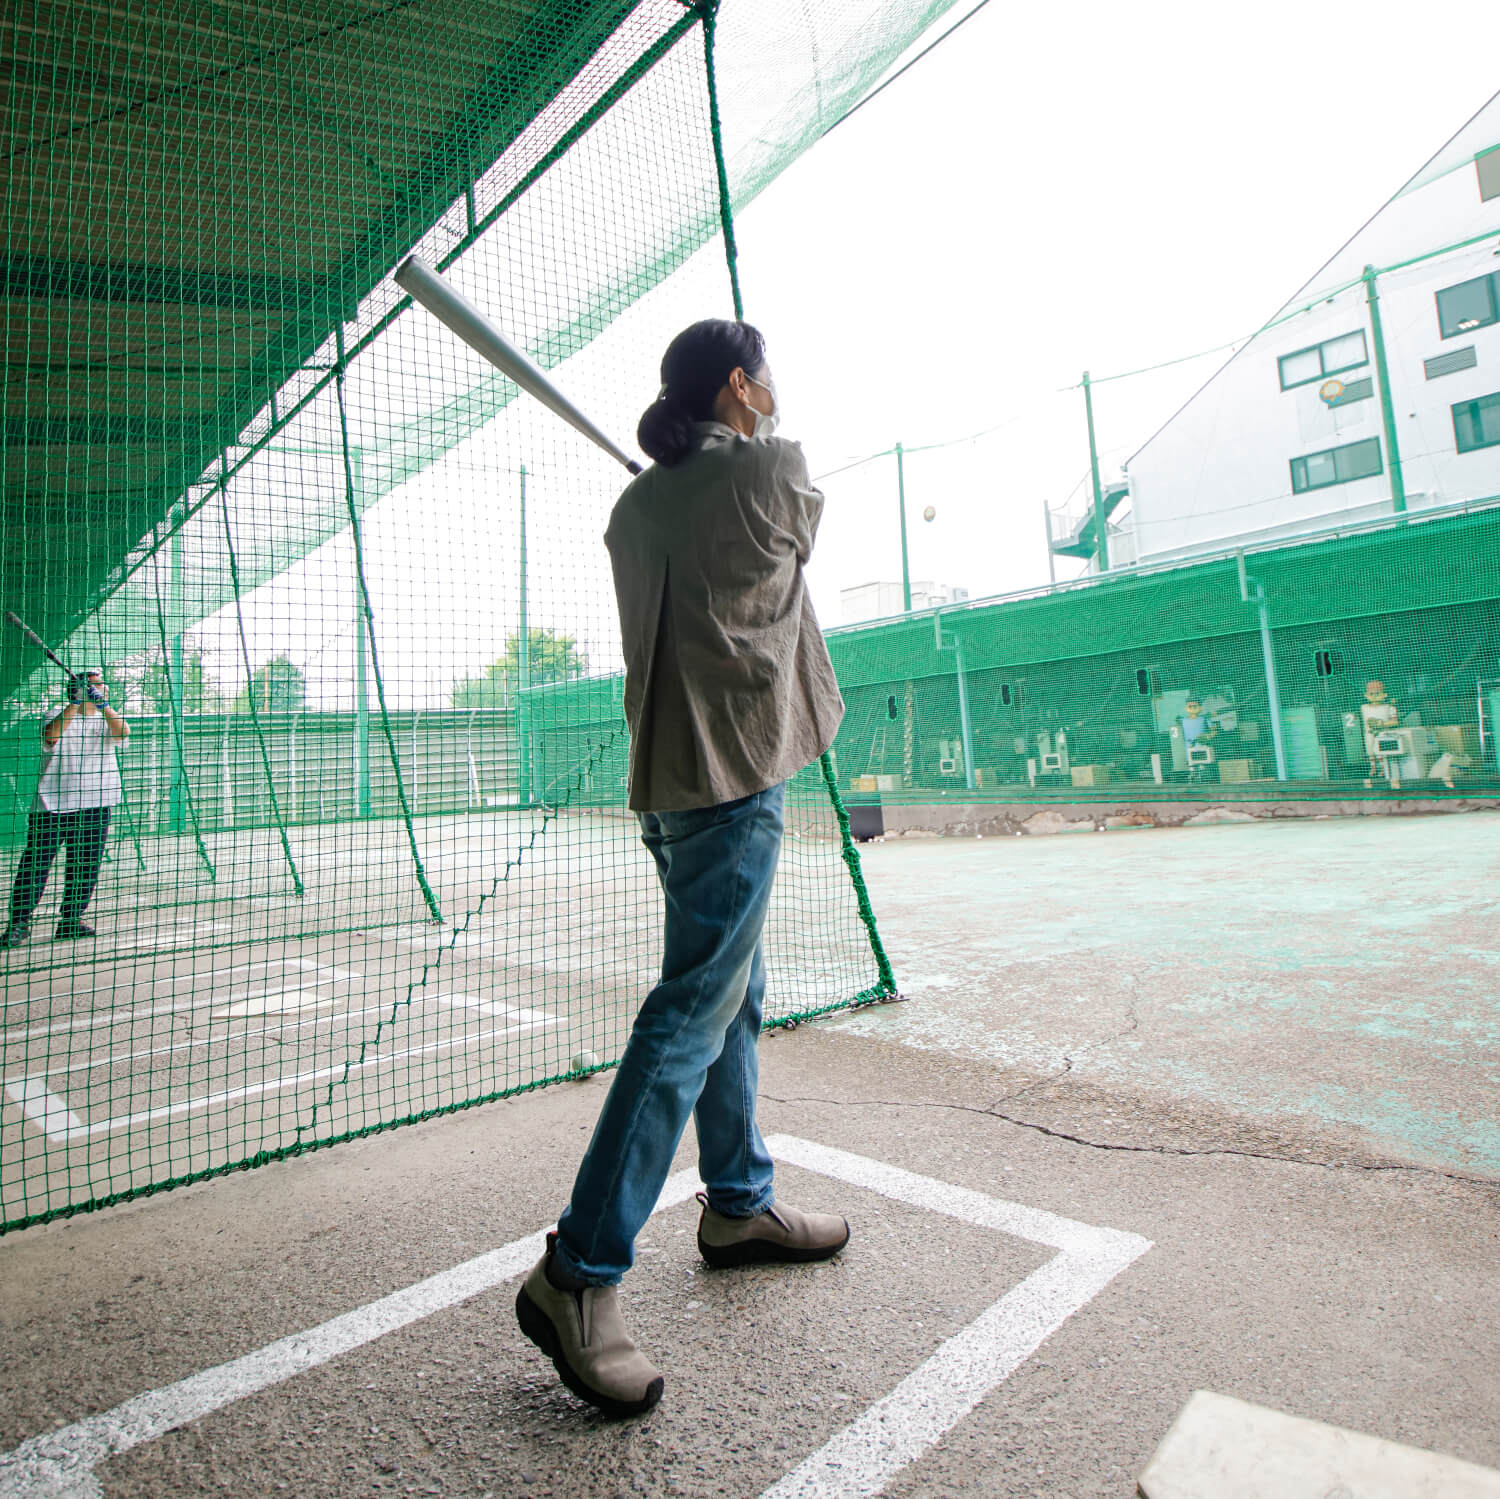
[
  {"x1": 0, "y1": 0, "x2": 953, "y2": 1233},
  {"x1": 823, "y1": 502, "x2": 1500, "y2": 804}
]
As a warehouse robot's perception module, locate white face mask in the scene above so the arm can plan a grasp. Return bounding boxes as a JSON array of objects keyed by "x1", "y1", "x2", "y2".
[{"x1": 746, "y1": 373, "x2": 780, "y2": 439}]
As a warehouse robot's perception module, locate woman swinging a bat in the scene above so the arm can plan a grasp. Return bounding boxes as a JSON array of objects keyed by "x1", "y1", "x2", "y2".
[{"x1": 515, "y1": 319, "x2": 852, "y2": 1416}]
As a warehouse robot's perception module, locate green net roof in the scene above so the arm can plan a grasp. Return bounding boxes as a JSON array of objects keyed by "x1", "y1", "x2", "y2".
[{"x1": 2, "y1": 0, "x2": 652, "y2": 701}]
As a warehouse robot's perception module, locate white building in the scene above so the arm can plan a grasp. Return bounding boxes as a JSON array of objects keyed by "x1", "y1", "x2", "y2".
[
  {"x1": 840, "y1": 580, "x2": 970, "y2": 624},
  {"x1": 1116, "y1": 102, "x2": 1500, "y2": 566}
]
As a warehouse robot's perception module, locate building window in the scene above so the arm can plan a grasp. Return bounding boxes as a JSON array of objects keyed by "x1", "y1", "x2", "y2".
[
  {"x1": 1453, "y1": 391, "x2": 1500, "y2": 453},
  {"x1": 1436, "y1": 273, "x2": 1500, "y2": 339},
  {"x1": 1480, "y1": 146, "x2": 1500, "y2": 204},
  {"x1": 1277, "y1": 331, "x2": 1369, "y2": 390},
  {"x1": 1289, "y1": 437, "x2": 1383, "y2": 494}
]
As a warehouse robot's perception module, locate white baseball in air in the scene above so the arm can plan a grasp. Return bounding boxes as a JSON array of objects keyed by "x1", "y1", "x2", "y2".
[{"x1": 922, "y1": 505, "x2": 936, "y2": 522}]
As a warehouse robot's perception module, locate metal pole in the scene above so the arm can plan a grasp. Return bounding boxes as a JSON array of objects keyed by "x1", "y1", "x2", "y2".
[
  {"x1": 1043, "y1": 502, "x2": 1057, "y2": 585},
  {"x1": 1239, "y1": 552, "x2": 1289, "y2": 781},
  {"x1": 895, "y1": 442, "x2": 911, "y2": 611},
  {"x1": 517, "y1": 464, "x2": 532, "y2": 805},
  {"x1": 343, "y1": 439, "x2": 367, "y2": 819},
  {"x1": 1363, "y1": 264, "x2": 1406, "y2": 514},
  {"x1": 167, "y1": 516, "x2": 186, "y2": 833},
  {"x1": 1082, "y1": 370, "x2": 1110, "y2": 572},
  {"x1": 354, "y1": 577, "x2": 371, "y2": 818},
  {"x1": 953, "y1": 631, "x2": 976, "y2": 791},
  {"x1": 1257, "y1": 589, "x2": 1290, "y2": 781}
]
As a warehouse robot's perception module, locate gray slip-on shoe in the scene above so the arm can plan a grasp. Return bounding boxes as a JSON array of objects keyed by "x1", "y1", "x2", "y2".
[
  {"x1": 515, "y1": 1232, "x2": 664, "y2": 1418},
  {"x1": 696, "y1": 1192, "x2": 850, "y2": 1268}
]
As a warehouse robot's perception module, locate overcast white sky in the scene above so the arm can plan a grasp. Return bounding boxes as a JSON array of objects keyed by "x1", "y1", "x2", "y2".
[{"x1": 729, "y1": 0, "x2": 1500, "y2": 624}]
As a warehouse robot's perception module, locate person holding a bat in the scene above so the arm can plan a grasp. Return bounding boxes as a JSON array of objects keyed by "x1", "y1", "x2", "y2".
[
  {"x1": 515, "y1": 319, "x2": 849, "y2": 1416},
  {"x1": 1, "y1": 668, "x2": 129, "y2": 948}
]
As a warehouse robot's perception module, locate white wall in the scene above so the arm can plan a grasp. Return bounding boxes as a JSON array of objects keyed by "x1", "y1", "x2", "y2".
[{"x1": 1124, "y1": 133, "x2": 1500, "y2": 563}]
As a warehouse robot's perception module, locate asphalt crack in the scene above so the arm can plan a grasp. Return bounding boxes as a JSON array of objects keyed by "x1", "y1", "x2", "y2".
[{"x1": 759, "y1": 1088, "x2": 1500, "y2": 1193}]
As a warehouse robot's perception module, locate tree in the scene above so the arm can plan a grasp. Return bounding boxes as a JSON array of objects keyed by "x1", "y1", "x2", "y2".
[
  {"x1": 235, "y1": 655, "x2": 306, "y2": 715},
  {"x1": 138, "y1": 653, "x2": 223, "y2": 713},
  {"x1": 106, "y1": 651, "x2": 223, "y2": 714},
  {"x1": 450, "y1": 659, "x2": 512, "y2": 711},
  {"x1": 450, "y1": 629, "x2": 587, "y2": 709}
]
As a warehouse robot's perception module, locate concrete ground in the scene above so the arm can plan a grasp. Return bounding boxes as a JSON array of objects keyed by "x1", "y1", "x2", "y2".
[{"x1": 1, "y1": 811, "x2": 1497, "y2": 1497}]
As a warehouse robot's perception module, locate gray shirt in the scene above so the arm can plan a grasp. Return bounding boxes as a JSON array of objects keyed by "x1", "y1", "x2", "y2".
[{"x1": 605, "y1": 422, "x2": 844, "y2": 812}]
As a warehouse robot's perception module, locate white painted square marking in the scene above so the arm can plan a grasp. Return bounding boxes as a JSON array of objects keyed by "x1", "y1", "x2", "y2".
[
  {"x1": 439, "y1": 992, "x2": 552, "y2": 1024},
  {"x1": 0, "y1": 1138, "x2": 1148, "y2": 1499},
  {"x1": 2, "y1": 1078, "x2": 83, "y2": 1142}
]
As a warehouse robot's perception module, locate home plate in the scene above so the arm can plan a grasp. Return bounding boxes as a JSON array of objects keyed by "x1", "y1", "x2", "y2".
[{"x1": 1138, "y1": 1390, "x2": 1500, "y2": 1499}]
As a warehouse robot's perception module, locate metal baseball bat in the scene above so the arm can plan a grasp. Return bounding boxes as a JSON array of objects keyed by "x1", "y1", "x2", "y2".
[
  {"x1": 394, "y1": 255, "x2": 643, "y2": 476},
  {"x1": 4, "y1": 610, "x2": 74, "y2": 678}
]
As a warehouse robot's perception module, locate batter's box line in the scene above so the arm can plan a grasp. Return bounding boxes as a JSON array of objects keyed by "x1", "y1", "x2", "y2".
[{"x1": 0, "y1": 1137, "x2": 1151, "y2": 1499}]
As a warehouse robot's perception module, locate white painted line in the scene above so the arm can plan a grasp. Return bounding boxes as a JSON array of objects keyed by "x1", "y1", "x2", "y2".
[
  {"x1": 759, "y1": 1136, "x2": 1152, "y2": 1499},
  {"x1": 0, "y1": 1139, "x2": 1150, "y2": 1499},
  {"x1": 0, "y1": 1170, "x2": 702, "y2": 1499},
  {"x1": 2, "y1": 962, "x2": 360, "y2": 1044},
  {"x1": 33, "y1": 999, "x2": 450, "y2": 1083},
  {"x1": 2, "y1": 1077, "x2": 83, "y2": 1143},
  {"x1": 214, "y1": 986, "x2": 334, "y2": 1020},
  {"x1": 19, "y1": 1017, "x2": 555, "y2": 1142}
]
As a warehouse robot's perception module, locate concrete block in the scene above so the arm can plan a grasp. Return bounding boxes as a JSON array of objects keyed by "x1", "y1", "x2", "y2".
[
  {"x1": 1138, "y1": 1390, "x2": 1500, "y2": 1499},
  {"x1": 1021, "y1": 810, "x2": 1095, "y2": 835},
  {"x1": 1183, "y1": 806, "x2": 1257, "y2": 826}
]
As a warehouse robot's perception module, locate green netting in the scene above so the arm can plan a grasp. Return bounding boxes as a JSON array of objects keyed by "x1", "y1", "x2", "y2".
[
  {"x1": 0, "y1": 0, "x2": 952, "y2": 1234},
  {"x1": 823, "y1": 505, "x2": 1500, "y2": 802}
]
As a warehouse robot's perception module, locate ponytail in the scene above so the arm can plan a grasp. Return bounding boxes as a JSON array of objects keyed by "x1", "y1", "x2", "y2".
[{"x1": 636, "y1": 318, "x2": 767, "y2": 467}]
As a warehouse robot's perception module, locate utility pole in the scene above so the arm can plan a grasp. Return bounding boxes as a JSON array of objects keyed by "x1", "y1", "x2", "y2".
[
  {"x1": 895, "y1": 441, "x2": 912, "y2": 610},
  {"x1": 1082, "y1": 370, "x2": 1110, "y2": 573},
  {"x1": 517, "y1": 464, "x2": 532, "y2": 805}
]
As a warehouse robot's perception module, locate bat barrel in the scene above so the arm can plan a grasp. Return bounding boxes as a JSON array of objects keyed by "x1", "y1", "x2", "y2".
[{"x1": 394, "y1": 256, "x2": 641, "y2": 476}]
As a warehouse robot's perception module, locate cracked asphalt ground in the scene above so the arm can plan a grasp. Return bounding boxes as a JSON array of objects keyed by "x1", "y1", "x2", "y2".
[{"x1": 2, "y1": 811, "x2": 1498, "y2": 1497}]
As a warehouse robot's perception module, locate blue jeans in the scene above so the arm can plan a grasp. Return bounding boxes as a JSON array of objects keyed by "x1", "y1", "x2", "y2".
[{"x1": 554, "y1": 781, "x2": 786, "y2": 1285}]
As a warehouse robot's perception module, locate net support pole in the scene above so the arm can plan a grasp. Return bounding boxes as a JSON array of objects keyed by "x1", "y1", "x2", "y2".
[
  {"x1": 354, "y1": 594, "x2": 371, "y2": 818},
  {"x1": 895, "y1": 441, "x2": 912, "y2": 611},
  {"x1": 167, "y1": 520, "x2": 187, "y2": 833},
  {"x1": 1082, "y1": 370, "x2": 1110, "y2": 572},
  {"x1": 1363, "y1": 264, "x2": 1406, "y2": 516},
  {"x1": 1239, "y1": 551, "x2": 1290, "y2": 782},
  {"x1": 936, "y1": 614, "x2": 976, "y2": 791},
  {"x1": 517, "y1": 464, "x2": 532, "y2": 805}
]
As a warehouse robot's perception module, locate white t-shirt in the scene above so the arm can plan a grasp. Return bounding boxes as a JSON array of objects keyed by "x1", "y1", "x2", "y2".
[{"x1": 35, "y1": 708, "x2": 123, "y2": 813}]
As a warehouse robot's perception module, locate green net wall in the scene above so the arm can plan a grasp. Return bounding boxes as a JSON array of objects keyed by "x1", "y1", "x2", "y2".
[
  {"x1": 0, "y1": 0, "x2": 953, "y2": 1234},
  {"x1": 823, "y1": 505, "x2": 1500, "y2": 802}
]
